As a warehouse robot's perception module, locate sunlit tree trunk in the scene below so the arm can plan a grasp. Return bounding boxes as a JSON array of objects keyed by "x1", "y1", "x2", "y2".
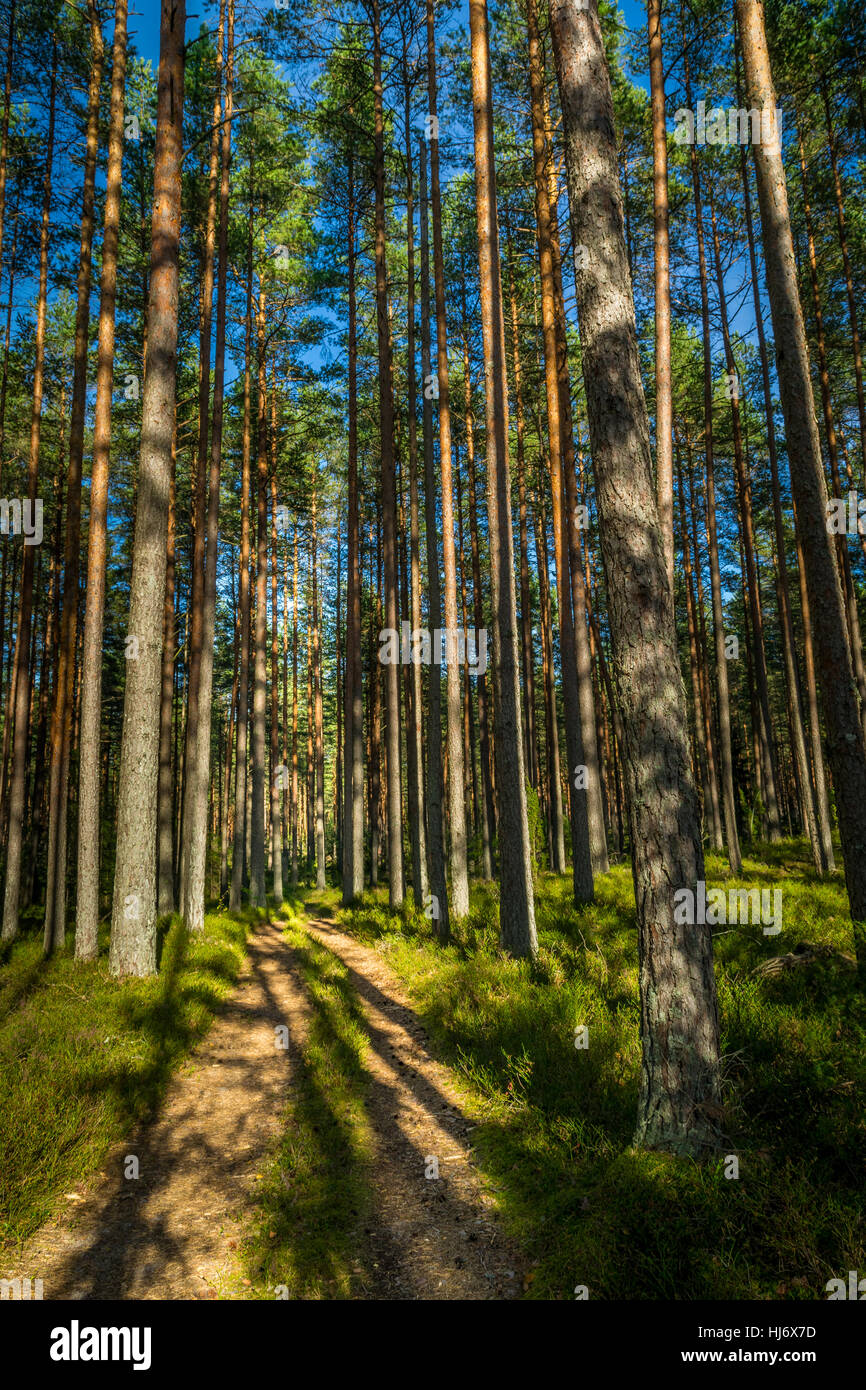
[
  {"x1": 230, "y1": 180, "x2": 254, "y2": 913},
  {"x1": 680, "y1": 18, "x2": 741, "y2": 874},
  {"x1": 249, "y1": 288, "x2": 269, "y2": 907},
  {"x1": 738, "y1": 0, "x2": 866, "y2": 970},
  {"x1": 460, "y1": 271, "x2": 495, "y2": 875},
  {"x1": 183, "y1": 0, "x2": 232, "y2": 930},
  {"x1": 1, "y1": 38, "x2": 57, "y2": 945},
  {"x1": 526, "y1": 0, "x2": 592, "y2": 903},
  {"x1": 648, "y1": 0, "x2": 673, "y2": 597},
  {"x1": 709, "y1": 188, "x2": 781, "y2": 841},
  {"x1": 419, "y1": 136, "x2": 448, "y2": 939},
  {"x1": 109, "y1": 0, "x2": 185, "y2": 976},
  {"x1": 551, "y1": 0, "x2": 722, "y2": 1150},
  {"x1": 342, "y1": 149, "x2": 364, "y2": 903},
  {"x1": 469, "y1": 0, "x2": 536, "y2": 956},
  {"x1": 157, "y1": 433, "x2": 177, "y2": 913},
  {"x1": 426, "y1": 0, "x2": 468, "y2": 916},
  {"x1": 740, "y1": 112, "x2": 825, "y2": 870}
]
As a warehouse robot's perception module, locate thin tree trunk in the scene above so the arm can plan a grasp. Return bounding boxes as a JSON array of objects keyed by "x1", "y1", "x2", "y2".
[
  {"x1": 157, "y1": 431, "x2": 177, "y2": 913},
  {"x1": 709, "y1": 188, "x2": 781, "y2": 840},
  {"x1": 2, "y1": 38, "x2": 57, "y2": 944},
  {"x1": 427, "y1": 0, "x2": 468, "y2": 916},
  {"x1": 342, "y1": 149, "x2": 364, "y2": 903},
  {"x1": 822, "y1": 79, "x2": 866, "y2": 483},
  {"x1": 42, "y1": 0, "x2": 103, "y2": 951},
  {"x1": 249, "y1": 286, "x2": 269, "y2": 906},
  {"x1": 270, "y1": 427, "x2": 283, "y2": 903},
  {"x1": 369, "y1": 0, "x2": 403, "y2": 909},
  {"x1": 419, "y1": 137, "x2": 448, "y2": 938},
  {"x1": 469, "y1": 0, "x2": 536, "y2": 956},
  {"x1": 648, "y1": 0, "x2": 674, "y2": 597},
  {"x1": 526, "y1": 0, "x2": 592, "y2": 902},
  {"x1": 402, "y1": 40, "x2": 428, "y2": 909},
  {"x1": 230, "y1": 179, "x2": 253, "y2": 912},
  {"x1": 460, "y1": 271, "x2": 495, "y2": 874},
  {"x1": 221, "y1": 552, "x2": 239, "y2": 901},
  {"x1": 681, "y1": 19, "x2": 742, "y2": 874},
  {"x1": 740, "y1": 112, "x2": 824, "y2": 870},
  {"x1": 738, "y1": 0, "x2": 866, "y2": 969},
  {"x1": 291, "y1": 525, "x2": 299, "y2": 887},
  {"x1": 181, "y1": 0, "x2": 228, "y2": 927}
]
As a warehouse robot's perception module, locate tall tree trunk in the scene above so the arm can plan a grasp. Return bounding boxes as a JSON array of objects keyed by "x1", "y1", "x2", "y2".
[
  {"x1": 468, "y1": 0, "x2": 536, "y2": 956},
  {"x1": 182, "y1": 0, "x2": 229, "y2": 928},
  {"x1": 821, "y1": 80, "x2": 866, "y2": 483},
  {"x1": 419, "y1": 136, "x2": 448, "y2": 938},
  {"x1": 1, "y1": 38, "x2": 57, "y2": 944},
  {"x1": 738, "y1": 0, "x2": 866, "y2": 969},
  {"x1": 709, "y1": 188, "x2": 782, "y2": 841},
  {"x1": 230, "y1": 184, "x2": 254, "y2": 913},
  {"x1": 291, "y1": 525, "x2": 299, "y2": 887},
  {"x1": 648, "y1": 0, "x2": 674, "y2": 597},
  {"x1": 460, "y1": 271, "x2": 495, "y2": 874},
  {"x1": 427, "y1": 0, "x2": 469, "y2": 916},
  {"x1": 109, "y1": 0, "x2": 185, "y2": 976},
  {"x1": 683, "y1": 425, "x2": 724, "y2": 851},
  {"x1": 312, "y1": 480, "x2": 326, "y2": 889},
  {"x1": 506, "y1": 261, "x2": 538, "y2": 795},
  {"x1": 681, "y1": 19, "x2": 742, "y2": 874},
  {"x1": 342, "y1": 149, "x2": 364, "y2": 904},
  {"x1": 157, "y1": 432, "x2": 177, "y2": 913},
  {"x1": 249, "y1": 287, "x2": 269, "y2": 907},
  {"x1": 43, "y1": 0, "x2": 103, "y2": 951},
  {"x1": 546, "y1": 161, "x2": 610, "y2": 878},
  {"x1": 550, "y1": 0, "x2": 722, "y2": 1151},
  {"x1": 0, "y1": 0, "x2": 17, "y2": 296},
  {"x1": 270, "y1": 436, "x2": 283, "y2": 903},
  {"x1": 795, "y1": 116, "x2": 866, "y2": 741},
  {"x1": 526, "y1": 0, "x2": 592, "y2": 903},
  {"x1": 740, "y1": 112, "x2": 825, "y2": 870},
  {"x1": 402, "y1": 41, "x2": 428, "y2": 910},
  {"x1": 533, "y1": 487, "x2": 564, "y2": 872},
  {"x1": 369, "y1": 0, "x2": 403, "y2": 908},
  {"x1": 74, "y1": 0, "x2": 128, "y2": 957},
  {"x1": 792, "y1": 497, "x2": 836, "y2": 871},
  {"x1": 221, "y1": 552, "x2": 239, "y2": 900}
]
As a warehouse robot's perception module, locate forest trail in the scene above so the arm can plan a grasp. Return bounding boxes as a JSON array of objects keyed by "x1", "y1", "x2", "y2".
[
  {"x1": 300, "y1": 905, "x2": 523, "y2": 1299},
  {"x1": 6, "y1": 907, "x2": 522, "y2": 1300}
]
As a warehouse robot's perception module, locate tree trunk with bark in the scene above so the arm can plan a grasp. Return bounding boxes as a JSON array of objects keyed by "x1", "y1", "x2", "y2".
[
  {"x1": 738, "y1": 0, "x2": 866, "y2": 971},
  {"x1": 550, "y1": 0, "x2": 722, "y2": 1151},
  {"x1": 109, "y1": 0, "x2": 185, "y2": 977}
]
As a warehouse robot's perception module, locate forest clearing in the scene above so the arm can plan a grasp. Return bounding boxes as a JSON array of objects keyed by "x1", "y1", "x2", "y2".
[{"x1": 0, "y1": 0, "x2": 864, "y2": 1337}]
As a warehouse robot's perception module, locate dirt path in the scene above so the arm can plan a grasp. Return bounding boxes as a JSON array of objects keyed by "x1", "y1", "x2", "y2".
[
  {"x1": 303, "y1": 907, "x2": 523, "y2": 1300},
  {"x1": 5, "y1": 908, "x2": 523, "y2": 1301},
  {"x1": 5, "y1": 918, "x2": 300, "y2": 1299}
]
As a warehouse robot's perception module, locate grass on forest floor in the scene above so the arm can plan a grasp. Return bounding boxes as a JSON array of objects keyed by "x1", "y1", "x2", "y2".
[
  {"x1": 337, "y1": 840, "x2": 866, "y2": 1300},
  {"x1": 0, "y1": 904, "x2": 257, "y2": 1255},
  {"x1": 232, "y1": 894, "x2": 376, "y2": 1300}
]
